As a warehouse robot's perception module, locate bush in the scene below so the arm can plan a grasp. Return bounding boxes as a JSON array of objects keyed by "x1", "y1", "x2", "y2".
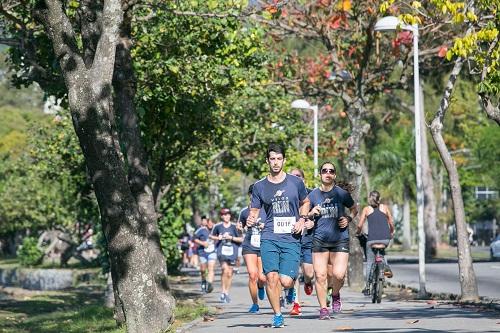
[{"x1": 18, "y1": 237, "x2": 43, "y2": 266}]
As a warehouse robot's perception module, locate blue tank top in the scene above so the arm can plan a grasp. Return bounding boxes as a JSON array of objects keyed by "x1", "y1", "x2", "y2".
[{"x1": 367, "y1": 207, "x2": 390, "y2": 241}]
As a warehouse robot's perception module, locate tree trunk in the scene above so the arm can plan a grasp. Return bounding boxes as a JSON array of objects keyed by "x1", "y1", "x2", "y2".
[
  {"x1": 402, "y1": 185, "x2": 412, "y2": 251},
  {"x1": 429, "y1": 57, "x2": 479, "y2": 301},
  {"x1": 38, "y1": 0, "x2": 175, "y2": 331},
  {"x1": 420, "y1": 87, "x2": 438, "y2": 258},
  {"x1": 345, "y1": 100, "x2": 371, "y2": 290}
]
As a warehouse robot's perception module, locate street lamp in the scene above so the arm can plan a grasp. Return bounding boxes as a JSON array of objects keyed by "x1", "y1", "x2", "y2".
[
  {"x1": 291, "y1": 99, "x2": 319, "y2": 177},
  {"x1": 375, "y1": 16, "x2": 426, "y2": 296}
]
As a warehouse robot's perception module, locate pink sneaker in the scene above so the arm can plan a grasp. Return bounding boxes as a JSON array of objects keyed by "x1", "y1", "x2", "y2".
[
  {"x1": 319, "y1": 307, "x2": 330, "y2": 320},
  {"x1": 332, "y1": 293, "x2": 342, "y2": 313}
]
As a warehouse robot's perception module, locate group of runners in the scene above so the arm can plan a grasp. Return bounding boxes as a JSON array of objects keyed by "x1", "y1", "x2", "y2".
[{"x1": 190, "y1": 143, "x2": 394, "y2": 328}]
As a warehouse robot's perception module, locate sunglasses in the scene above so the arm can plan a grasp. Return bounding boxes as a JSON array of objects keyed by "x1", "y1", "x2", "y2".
[{"x1": 321, "y1": 168, "x2": 335, "y2": 175}]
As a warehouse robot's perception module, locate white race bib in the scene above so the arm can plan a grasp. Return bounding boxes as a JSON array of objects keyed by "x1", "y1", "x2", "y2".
[
  {"x1": 205, "y1": 240, "x2": 215, "y2": 253},
  {"x1": 273, "y1": 216, "x2": 296, "y2": 234},
  {"x1": 221, "y1": 244, "x2": 234, "y2": 256},
  {"x1": 250, "y1": 234, "x2": 261, "y2": 248}
]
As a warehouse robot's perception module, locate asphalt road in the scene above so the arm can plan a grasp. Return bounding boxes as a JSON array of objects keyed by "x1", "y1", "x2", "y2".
[{"x1": 389, "y1": 261, "x2": 500, "y2": 300}]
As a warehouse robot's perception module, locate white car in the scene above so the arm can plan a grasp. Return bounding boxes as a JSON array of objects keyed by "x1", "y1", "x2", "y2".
[{"x1": 491, "y1": 235, "x2": 500, "y2": 261}]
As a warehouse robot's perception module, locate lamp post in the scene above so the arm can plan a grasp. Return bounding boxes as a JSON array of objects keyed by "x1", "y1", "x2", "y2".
[
  {"x1": 291, "y1": 99, "x2": 319, "y2": 177},
  {"x1": 375, "y1": 16, "x2": 426, "y2": 297}
]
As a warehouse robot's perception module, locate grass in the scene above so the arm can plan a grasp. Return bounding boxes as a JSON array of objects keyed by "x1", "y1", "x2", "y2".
[
  {"x1": 0, "y1": 286, "x2": 124, "y2": 333},
  {"x1": 0, "y1": 276, "x2": 210, "y2": 333},
  {"x1": 167, "y1": 298, "x2": 211, "y2": 332},
  {"x1": 387, "y1": 244, "x2": 491, "y2": 261}
]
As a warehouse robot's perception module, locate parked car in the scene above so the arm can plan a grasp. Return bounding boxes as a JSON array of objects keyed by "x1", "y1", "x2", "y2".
[{"x1": 491, "y1": 235, "x2": 500, "y2": 261}]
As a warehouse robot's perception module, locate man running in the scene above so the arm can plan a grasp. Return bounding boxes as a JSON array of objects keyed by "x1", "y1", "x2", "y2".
[
  {"x1": 193, "y1": 216, "x2": 216, "y2": 293},
  {"x1": 211, "y1": 208, "x2": 243, "y2": 303},
  {"x1": 239, "y1": 184, "x2": 267, "y2": 313},
  {"x1": 288, "y1": 168, "x2": 315, "y2": 316},
  {"x1": 308, "y1": 162, "x2": 358, "y2": 320},
  {"x1": 247, "y1": 143, "x2": 310, "y2": 328}
]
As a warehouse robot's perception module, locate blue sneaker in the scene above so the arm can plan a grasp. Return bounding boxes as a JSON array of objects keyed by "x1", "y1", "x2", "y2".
[
  {"x1": 286, "y1": 288, "x2": 295, "y2": 304},
  {"x1": 248, "y1": 303, "x2": 260, "y2": 313},
  {"x1": 258, "y1": 286, "x2": 266, "y2": 300},
  {"x1": 272, "y1": 313, "x2": 284, "y2": 328}
]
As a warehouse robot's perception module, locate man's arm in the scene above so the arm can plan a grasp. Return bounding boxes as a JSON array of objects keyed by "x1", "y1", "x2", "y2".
[{"x1": 293, "y1": 197, "x2": 311, "y2": 233}]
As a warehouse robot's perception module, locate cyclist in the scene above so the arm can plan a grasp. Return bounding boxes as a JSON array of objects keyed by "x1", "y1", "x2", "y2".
[
  {"x1": 356, "y1": 190, "x2": 395, "y2": 296},
  {"x1": 239, "y1": 184, "x2": 267, "y2": 313}
]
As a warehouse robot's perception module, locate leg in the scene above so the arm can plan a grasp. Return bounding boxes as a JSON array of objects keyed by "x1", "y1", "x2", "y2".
[
  {"x1": 365, "y1": 246, "x2": 375, "y2": 289},
  {"x1": 260, "y1": 240, "x2": 281, "y2": 314},
  {"x1": 220, "y1": 261, "x2": 234, "y2": 294},
  {"x1": 313, "y1": 251, "x2": 330, "y2": 309},
  {"x1": 266, "y1": 272, "x2": 282, "y2": 313},
  {"x1": 244, "y1": 253, "x2": 259, "y2": 304},
  {"x1": 329, "y1": 252, "x2": 349, "y2": 296},
  {"x1": 207, "y1": 256, "x2": 216, "y2": 283}
]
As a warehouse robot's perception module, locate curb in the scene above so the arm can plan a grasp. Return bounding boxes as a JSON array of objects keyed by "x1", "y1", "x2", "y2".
[
  {"x1": 175, "y1": 317, "x2": 204, "y2": 333},
  {"x1": 386, "y1": 281, "x2": 500, "y2": 312}
]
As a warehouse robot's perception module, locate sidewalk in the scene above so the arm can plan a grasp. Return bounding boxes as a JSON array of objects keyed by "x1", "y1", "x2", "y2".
[{"x1": 182, "y1": 267, "x2": 500, "y2": 333}]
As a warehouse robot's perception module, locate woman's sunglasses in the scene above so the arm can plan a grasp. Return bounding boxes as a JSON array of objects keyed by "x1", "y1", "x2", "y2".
[{"x1": 321, "y1": 168, "x2": 335, "y2": 175}]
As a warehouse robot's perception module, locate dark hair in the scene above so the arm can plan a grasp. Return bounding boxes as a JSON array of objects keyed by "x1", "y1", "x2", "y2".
[
  {"x1": 290, "y1": 168, "x2": 305, "y2": 178},
  {"x1": 368, "y1": 191, "x2": 381, "y2": 208},
  {"x1": 319, "y1": 161, "x2": 336, "y2": 174},
  {"x1": 266, "y1": 143, "x2": 286, "y2": 159},
  {"x1": 201, "y1": 215, "x2": 207, "y2": 220},
  {"x1": 248, "y1": 184, "x2": 254, "y2": 195}
]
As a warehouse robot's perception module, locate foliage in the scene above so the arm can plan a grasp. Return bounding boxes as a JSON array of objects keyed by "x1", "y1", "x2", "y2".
[
  {"x1": 17, "y1": 237, "x2": 43, "y2": 266},
  {"x1": 0, "y1": 113, "x2": 99, "y2": 234}
]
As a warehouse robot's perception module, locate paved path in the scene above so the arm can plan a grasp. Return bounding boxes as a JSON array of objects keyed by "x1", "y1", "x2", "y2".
[
  {"x1": 184, "y1": 267, "x2": 500, "y2": 333},
  {"x1": 390, "y1": 261, "x2": 500, "y2": 300}
]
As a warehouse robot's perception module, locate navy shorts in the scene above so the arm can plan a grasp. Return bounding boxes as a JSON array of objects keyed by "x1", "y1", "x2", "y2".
[
  {"x1": 301, "y1": 244, "x2": 313, "y2": 264},
  {"x1": 242, "y1": 246, "x2": 261, "y2": 257},
  {"x1": 260, "y1": 239, "x2": 301, "y2": 279}
]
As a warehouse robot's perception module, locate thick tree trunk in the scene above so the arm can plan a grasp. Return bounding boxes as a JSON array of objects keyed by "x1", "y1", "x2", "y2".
[
  {"x1": 402, "y1": 185, "x2": 412, "y2": 251},
  {"x1": 420, "y1": 96, "x2": 438, "y2": 258},
  {"x1": 38, "y1": 0, "x2": 175, "y2": 331},
  {"x1": 345, "y1": 100, "x2": 371, "y2": 290},
  {"x1": 429, "y1": 57, "x2": 479, "y2": 301}
]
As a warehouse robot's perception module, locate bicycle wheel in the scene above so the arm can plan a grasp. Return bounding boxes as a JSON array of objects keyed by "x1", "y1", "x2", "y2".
[
  {"x1": 371, "y1": 265, "x2": 379, "y2": 304},
  {"x1": 376, "y1": 271, "x2": 383, "y2": 303}
]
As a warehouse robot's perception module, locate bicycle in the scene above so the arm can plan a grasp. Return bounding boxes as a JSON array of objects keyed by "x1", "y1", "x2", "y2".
[{"x1": 367, "y1": 246, "x2": 386, "y2": 304}]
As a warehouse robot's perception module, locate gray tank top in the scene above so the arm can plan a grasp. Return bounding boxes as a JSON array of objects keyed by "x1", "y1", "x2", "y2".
[{"x1": 367, "y1": 207, "x2": 390, "y2": 241}]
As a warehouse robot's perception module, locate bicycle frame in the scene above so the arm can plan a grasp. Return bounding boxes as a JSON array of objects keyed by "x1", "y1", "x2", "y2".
[{"x1": 368, "y1": 247, "x2": 385, "y2": 303}]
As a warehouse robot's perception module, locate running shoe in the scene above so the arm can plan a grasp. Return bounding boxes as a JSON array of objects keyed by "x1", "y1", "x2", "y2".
[
  {"x1": 326, "y1": 287, "x2": 333, "y2": 307},
  {"x1": 319, "y1": 308, "x2": 330, "y2": 320},
  {"x1": 225, "y1": 294, "x2": 231, "y2": 303},
  {"x1": 286, "y1": 288, "x2": 295, "y2": 304},
  {"x1": 362, "y1": 287, "x2": 370, "y2": 296},
  {"x1": 304, "y1": 282, "x2": 313, "y2": 296},
  {"x1": 248, "y1": 303, "x2": 260, "y2": 313},
  {"x1": 258, "y1": 286, "x2": 266, "y2": 300},
  {"x1": 233, "y1": 267, "x2": 239, "y2": 274},
  {"x1": 331, "y1": 293, "x2": 342, "y2": 313},
  {"x1": 201, "y1": 281, "x2": 207, "y2": 292},
  {"x1": 289, "y1": 302, "x2": 302, "y2": 316},
  {"x1": 272, "y1": 313, "x2": 285, "y2": 328},
  {"x1": 206, "y1": 282, "x2": 214, "y2": 293},
  {"x1": 219, "y1": 293, "x2": 226, "y2": 303}
]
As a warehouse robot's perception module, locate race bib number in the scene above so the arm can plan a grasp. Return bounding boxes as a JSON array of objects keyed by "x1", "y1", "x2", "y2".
[
  {"x1": 250, "y1": 234, "x2": 261, "y2": 248},
  {"x1": 221, "y1": 245, "x2": 234, "y2": 256},
  {"x1": 205, "y1": 240, "x2": 215, "y2": 253},
  {"x1": 273, "y1": 216, "x2": 296, "y2": 234}
]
